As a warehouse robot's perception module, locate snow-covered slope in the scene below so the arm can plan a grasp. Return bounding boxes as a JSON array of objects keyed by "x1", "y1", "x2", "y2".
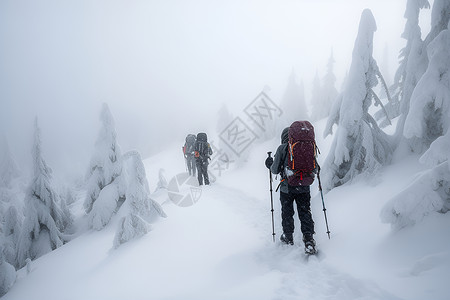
[{"x1": 3, "y1": 120, "x2": 449, "y2": 300}]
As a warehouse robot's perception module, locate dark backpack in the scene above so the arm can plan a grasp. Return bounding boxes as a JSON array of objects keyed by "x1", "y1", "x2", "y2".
[
  {"x1": 184, "y1": 134, "x2": 196, "y2": 155},
  {"x1": 196, "y1": 133, "x2": 207, "y2": 142},
  {"x1": 286, "y1": 121, "x2": 317, "y2": 186},
  {"x1": 195, "y1": 133, "x2": 211, "y2": 158}
]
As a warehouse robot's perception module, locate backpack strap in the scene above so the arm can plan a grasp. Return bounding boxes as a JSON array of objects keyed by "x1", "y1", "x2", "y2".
[
  {"x1": 288, "y1": 140, "x2": 299, "y2": 169},
  {"x1": 279, "y1": 144, "x2": 288, "y2": 178}
]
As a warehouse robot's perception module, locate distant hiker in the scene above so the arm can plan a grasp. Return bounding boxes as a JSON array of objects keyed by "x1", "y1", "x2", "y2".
[
  {"x1": 194, "y1": 132, "x2": 213, "y2": 185},
  {"x1": 265, "y1": 121, "x2": 318, "y2": 254},
  {"x1": 183, "y1": 134, "x2": 197, "y2": 176}
]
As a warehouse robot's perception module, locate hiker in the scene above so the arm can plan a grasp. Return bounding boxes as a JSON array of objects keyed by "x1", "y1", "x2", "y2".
[
  {"x1": 183, "y1": 134, "x2": 197, "y2": 176},
  {"x1": 194, "y1": 132, "x2": 213, "y2": 185},
  {"x1": 265, "y1": 121, "x2": 318, "y2": 254}
]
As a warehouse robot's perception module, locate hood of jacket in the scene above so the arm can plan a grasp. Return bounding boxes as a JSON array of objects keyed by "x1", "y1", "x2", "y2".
[{"x1": 281, "y1": 127, "x2": 289, "y2": 144}]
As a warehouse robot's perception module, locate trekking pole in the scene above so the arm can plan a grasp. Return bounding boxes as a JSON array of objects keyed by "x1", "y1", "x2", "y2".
[
  {"x1": 317, "y1": 168, "x2": 331, "y2": 239},
  {"x1": 267, "y1": 152, "x2": 276, "y2": 242}
]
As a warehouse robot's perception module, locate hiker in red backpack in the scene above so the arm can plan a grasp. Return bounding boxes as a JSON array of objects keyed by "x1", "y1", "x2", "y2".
[
  {"x1": 265, "y1": 121, "x2": 318, "y2": 254},
  {"x1": 183, "y1": 134, "x2": 197, "y2": 176},
  {"x1": 194, "y1": 132, "x2": 213, "y2": 185}
]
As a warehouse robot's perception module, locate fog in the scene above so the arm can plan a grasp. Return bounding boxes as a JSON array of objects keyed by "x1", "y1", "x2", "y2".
[{"x1": 0, "y1": 0, "x2": 431, "y2": 179}]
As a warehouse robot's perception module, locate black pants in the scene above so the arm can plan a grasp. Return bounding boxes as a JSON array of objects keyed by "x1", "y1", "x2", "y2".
[
  {"x1": 186, "y1": 154, "x2": 196, "y2": 176},
  {"x1": 196, "y1": 158, "x2": 209, "y2": 185},
  {"x1": 280, "y1": 191, "x2": 314, "y2": 236}
]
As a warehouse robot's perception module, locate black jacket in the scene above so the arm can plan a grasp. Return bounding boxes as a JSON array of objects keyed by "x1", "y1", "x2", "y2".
[{"x1": 270, "y1": 143, "x2": 289, "y2": 194}]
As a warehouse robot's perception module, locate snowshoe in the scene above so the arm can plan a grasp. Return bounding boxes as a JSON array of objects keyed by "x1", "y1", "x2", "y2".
[
  {"x1": 304, "y1": 242, "x2": 316, "y2": 255},
  {"x1": 280, "y1": 233, "x2": 294, "y2": 245},
  {"x1": 303, "y1": 234, "x2": 316, "y2": 255}
]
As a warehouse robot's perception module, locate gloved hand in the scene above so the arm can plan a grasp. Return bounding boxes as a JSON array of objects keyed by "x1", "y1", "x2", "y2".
[{"x1": 265, "y1": 157, "x2": 273, "y2": 169}]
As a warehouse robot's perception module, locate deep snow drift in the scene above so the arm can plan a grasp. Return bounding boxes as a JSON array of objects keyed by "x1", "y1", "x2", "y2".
[{"x1": 2, "y1": 119, "x2": 449, "y2": 300}]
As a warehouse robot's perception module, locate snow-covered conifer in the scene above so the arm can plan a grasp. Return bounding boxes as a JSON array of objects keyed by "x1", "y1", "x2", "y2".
[
  {"x1": 322, "y1": 9, "x2": 393, "y2": 190},
  {"x1": 423, "y1": 0, "x2": 450, "y2": 45},
  {"x1": 382, "y1": 25, "x2": 450, "y2": 228},
  {"x1": 85, "y1": 104, "x2": 126, "y2": 230},
  {"x1": 394, "y1": 0, "x2": 450, "y2": 154},
  {"x1": 84, "y1": 103, "x2": 124, "y2": 213},
  {"x1": 16, "y1": 119, "x2": 68, "y2": 268},
  {"x1": 0, "y1": 136, "x2": 20, "y2": 188},
  {"x1": 156, "y1": 168, "x2": 168, "y2": 190},
  {"x1": 404, "y1": 24, "x2": 450, "y2": 151},
  {"x1": 0, "y1": 136, "x2": 23, "y2": 267},
  {"x1": 381, "y1": 133, "x2": 450, "y2": 230},
  {"x1": 114, "y1": 151, "x2": 166, "y2": 248},
  {"x1": 0, "y1": 245, "x2": 16, "y2": 297},
  {"x1": 391, "y1": 0, "x2": 430, "y2": 151},
  {"x1": 2, "y1": 206, "x2": 22, "y2": 266}
]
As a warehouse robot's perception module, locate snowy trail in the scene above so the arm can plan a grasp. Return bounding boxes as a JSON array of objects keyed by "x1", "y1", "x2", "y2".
[
  {"x1": 4, "y1": 137, "x2": 448, "y2": 299},
  {"x1": 4, "y1": 176, "x2": 399, "y2": 300},
  {"x1": 199, "y1": 182, "x2": 401, "y2": 300}
]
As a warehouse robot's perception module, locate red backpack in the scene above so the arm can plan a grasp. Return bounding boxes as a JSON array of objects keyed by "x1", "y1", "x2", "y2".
[{"x1": 286, "y1": 121, "x2": 318, "y2": 186}]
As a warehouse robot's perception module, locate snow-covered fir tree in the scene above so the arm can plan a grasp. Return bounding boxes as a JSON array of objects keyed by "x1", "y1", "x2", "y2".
[
  {"x1": 381, "y1": 133, "x2": 450, "y2": 229},
  {"x1": 311, "y1": 52, "x2": 338, "y2": 121},
  {"x1": 394, "y1": 0, "x2": 450, "y2": 155},
  {"x1": 84, "y1": 103, "x2": 126, "y2": 230},
  {"x1": 155, "y1": 168, "x2": 168, "y2": 191},
  {"x1": 2, "y1": 206, "x2": 22, "y2": 267},
  {"x1": 391, "y1": 0, "x2": 431, "y2": 151},
  {"x1": 114, "y1": 151, "x2": 166, "y2": 248},
  {"x1": 422, "y1": 0, "x2": 450, "y2": 45},
  {"x1": 0, "y1": 136, "x2": 20, "y2": 188},
  {"x1": 404, "y1": 22, "x2": 450, "y2": 151},
  {"x1": 0, "y1": 245, "x2": 16, "y2": 297},
  {"x1": 382, "y1": 23, "x2": 450, "y2": 229},
  {"x1": 0, "y1": 136, "x2": 23, "y2": 269},
  {"x1": 16, "y1": 119, "x2": 69, "y2": 268},
  {"x1": 322, "y1": 9, "x2": 393, "y2": 190}
]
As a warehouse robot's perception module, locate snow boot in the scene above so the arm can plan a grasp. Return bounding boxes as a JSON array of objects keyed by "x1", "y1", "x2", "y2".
[
  {"x1": 280, "y1": 233, "x2": 294, "y2": 245},
  {"x1": 303, "y1": 234, "x2": 316, "y2": 255}
]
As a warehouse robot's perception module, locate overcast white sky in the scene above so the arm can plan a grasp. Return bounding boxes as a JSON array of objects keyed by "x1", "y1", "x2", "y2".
[{"x1": 0, "y1": 0, "x2": 433, "y2": 178}]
